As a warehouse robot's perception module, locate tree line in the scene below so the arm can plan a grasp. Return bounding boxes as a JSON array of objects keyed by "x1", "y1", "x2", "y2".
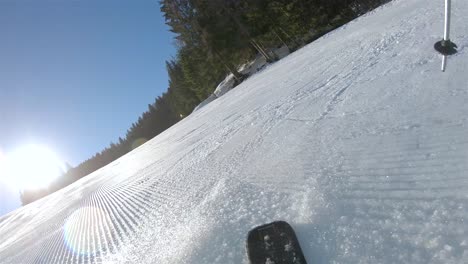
[{"x1": 20, "y1": 0, "x2": 390, "y2": 205}]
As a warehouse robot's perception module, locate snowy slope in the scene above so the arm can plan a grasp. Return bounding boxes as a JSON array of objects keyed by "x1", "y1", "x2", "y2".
[{"x1": 1, "y1": 0, "x2": 468, "y2": 263}]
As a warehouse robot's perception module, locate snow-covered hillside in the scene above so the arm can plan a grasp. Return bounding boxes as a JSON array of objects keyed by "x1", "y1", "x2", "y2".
[{"x1": 1, "y1": 0, "x2": 467, "y2": 263}]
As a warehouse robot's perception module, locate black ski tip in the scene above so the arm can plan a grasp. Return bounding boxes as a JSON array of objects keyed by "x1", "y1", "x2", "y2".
[
  {"x1": 434, "y1": 39, "x2": 458, "y2": 55},
  {"x1": 247, "y1": 221, "x2": 307, "y2": 264}
]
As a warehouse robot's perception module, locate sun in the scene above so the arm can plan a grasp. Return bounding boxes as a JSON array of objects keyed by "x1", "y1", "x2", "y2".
[{"x1": 1, "y1": 144, "x2": 64, "y2": 191}]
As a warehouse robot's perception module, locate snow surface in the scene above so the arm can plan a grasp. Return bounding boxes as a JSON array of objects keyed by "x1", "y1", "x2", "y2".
[
  {"x1": 1, "y1": 0, "x2": 468, "y2": 263},
  {"x1": 213, "y1": 74, "x2": 236, "y2": 98},
  {"x1": 196, "y1": 46, "x2": 291, "y2": 112}
]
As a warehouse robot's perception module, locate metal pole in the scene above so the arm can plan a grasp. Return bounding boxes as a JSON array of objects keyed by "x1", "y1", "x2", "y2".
[
  {"x1": 444, "y1": 0, "x2": 451, "y2": 41},
  {"x1": 441, "y1": 0, "x2": 451, "y2": 72},
  {"x1": 441, "y1": 55, "x2": 447, "y2": 72},
  {"x1": 435, "y1": 0, "x2": 457, "y2": 71}
]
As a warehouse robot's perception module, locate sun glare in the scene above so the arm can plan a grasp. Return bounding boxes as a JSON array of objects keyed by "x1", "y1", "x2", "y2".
[{"x1": 1, "y1": 144, "x2": 64, "y2": 191}]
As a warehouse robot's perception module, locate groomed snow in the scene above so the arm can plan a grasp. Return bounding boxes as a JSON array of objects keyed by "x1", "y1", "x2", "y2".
[{"x1": 1, "y1": 0, "x2": 467, "y2": 263}]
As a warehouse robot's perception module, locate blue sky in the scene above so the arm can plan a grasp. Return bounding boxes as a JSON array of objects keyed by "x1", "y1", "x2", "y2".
[{"x1": 0, "y1": 0, "x2": 176, "y2": 216}]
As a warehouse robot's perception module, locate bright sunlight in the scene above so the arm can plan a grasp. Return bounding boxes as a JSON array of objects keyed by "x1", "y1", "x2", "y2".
[{"x1": 0, "y1": 144, "x2": 64, "y2": 191}]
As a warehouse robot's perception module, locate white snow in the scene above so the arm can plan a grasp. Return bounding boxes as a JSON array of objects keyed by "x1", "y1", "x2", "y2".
[
  {"x1": 213, "y1": 74, "x2": 236, "y2": 98},
  {"x1": 196, "y1": 46, "x2": 291, "y2": 112},
  {"x1": 1, "y1": 0, "x2": 467, "y2": 263},
  {"x1": 192, "y1": 93, "x2": 217, "y2": 112}
]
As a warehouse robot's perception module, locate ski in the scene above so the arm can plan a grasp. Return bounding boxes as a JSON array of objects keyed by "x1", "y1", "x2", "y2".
[{"x1": 247, "y1": 221, "x2": 307, "y2": 264}]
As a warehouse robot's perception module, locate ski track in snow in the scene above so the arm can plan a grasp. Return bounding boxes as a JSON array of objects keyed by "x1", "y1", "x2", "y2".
[{"x1": 1, "y1": 0, "x2": 468, "y2": 263}]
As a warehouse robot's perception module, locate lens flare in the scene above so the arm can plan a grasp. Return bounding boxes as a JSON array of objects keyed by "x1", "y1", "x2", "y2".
[
  {"x1": 0, "y1": 149, "x2": 8, "y2": 185},
  {"x1": 4, "y1": 144, "x2": 64, "y2": 190}
]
